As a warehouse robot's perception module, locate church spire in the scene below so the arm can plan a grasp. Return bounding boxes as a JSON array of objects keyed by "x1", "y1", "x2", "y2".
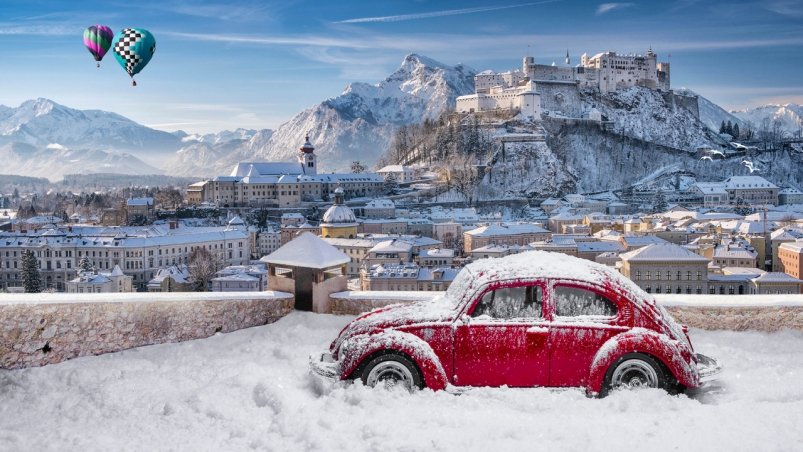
[{"x1": 565, "y1": 49, "x2": 570, "y2": 66}]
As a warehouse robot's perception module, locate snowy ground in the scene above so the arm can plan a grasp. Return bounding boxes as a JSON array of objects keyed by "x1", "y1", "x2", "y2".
[{"x1": 2, "y1": 312, "x2": 802, "y2": 452}]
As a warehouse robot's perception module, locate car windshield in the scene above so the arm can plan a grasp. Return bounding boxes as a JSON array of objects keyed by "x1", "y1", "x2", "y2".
[{"x1": 444, "y1": 267, "x2": 477, "y2": 309}]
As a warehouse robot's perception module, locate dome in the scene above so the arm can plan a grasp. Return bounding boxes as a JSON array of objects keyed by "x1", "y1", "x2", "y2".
[{"x1": 322, "y1": 205, "x2": 356, "y2": 225}]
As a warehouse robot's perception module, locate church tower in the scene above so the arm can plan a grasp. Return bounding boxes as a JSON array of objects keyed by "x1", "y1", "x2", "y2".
[{"x1": 298, "y1": 135, "x2": 317, "y2": 175}]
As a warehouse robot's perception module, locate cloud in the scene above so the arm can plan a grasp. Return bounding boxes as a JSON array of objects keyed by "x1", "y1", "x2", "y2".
[
  {"x1": 0, "y1": 24, "x2": 78, "y2": 36},
  {"x1": 596, "y1": 3, "x2": 634, "y2": 15},
  {"x1": 764, "y1": 0, "x2": 803, "y2": 17},
  {"x1": 335, "y1": 1, "x2": 561, "y2": 24}
]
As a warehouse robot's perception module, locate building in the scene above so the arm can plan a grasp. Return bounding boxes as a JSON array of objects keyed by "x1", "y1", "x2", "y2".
[
  {"x1": 463, "y1": 223, "x2": 550, "y2": 254},
  {"x1": 188, "y1": 137, "x2": 383, "y2": 208},
  {"x1": 376, "y1": 165, "x2": 417, "y2": 184},
  {"x1": 360, "y1": 263, "x2": 459, "y2": 291},
  {"x1": 211, "y1": 264, "x2": 268, "y2": 292},
  {"x1": 320, "y1": 188, "x2": 358, "y2": 239},
  {"x1": 262, "y1": 232, "x2": 349, "y2": 313},
  {"x1": 147, "y1": 265, "x2": 192, "y2": 292},
  {"x1": 417, "y1": 248, "x2": 455, "y2": 267},
  {"x1": 711, "y1": 241, "x2": 758, "y2": 269},
  {"x1": 66, "y1": 265, "x2": 133, "y2": 293},
  {"x1": 723, "y1": 176, "x2": 779, "y2": 206},
  {"x1": 251, "y1": 227, "x2": 281, "y2": 259},
  {"x1": 0, "y1": 224, "x2": 249, "y2": 291},
  {"x1": 464, "y1": 48, "x2": 670, "y2": 118},
  {"x1": 778, "y1": 240, "x2": 803, "y2": 279},
  {"x1": 692, "y1": 183, "x2": 729, "y2": 208},
  {"x1": 779, "y1": 187, "x2": 803, "y2": 205},
  {"x1": 619, "y1": 243, "x2": 710, "y2": 294},
  {"x1": 456, "y1": 80, "x2": 542, "y2": 119},
  {"x1": 771, "y1": 228, "x2": 803, "y2": 271},
  {"x1": 361, "y1": 198, "x2": 395, "y2": 218},
  {"x1": 127, "y1": 197, "x2": 155, "y2": 222}
]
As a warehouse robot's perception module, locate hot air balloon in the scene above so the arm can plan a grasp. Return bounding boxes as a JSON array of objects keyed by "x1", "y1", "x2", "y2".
[
  {"x1": 112, "y1": 28, "x2": 156, "y2": 86},
  {"x1": 83, "y1": 25, "x2": 114, "y2": 68}
]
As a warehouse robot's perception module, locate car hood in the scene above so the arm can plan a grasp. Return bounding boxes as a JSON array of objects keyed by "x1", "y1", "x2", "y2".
[{"x1": 332, "y1": 295, "x2": 456, "y2": 354}]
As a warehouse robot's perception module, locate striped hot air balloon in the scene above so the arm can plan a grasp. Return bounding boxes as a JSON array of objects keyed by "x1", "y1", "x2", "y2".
[{"x1": 83, "y1": 25, "x2": 114, "y2": 68}]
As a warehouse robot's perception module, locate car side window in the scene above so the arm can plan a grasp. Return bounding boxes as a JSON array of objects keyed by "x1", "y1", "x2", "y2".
[
  {"x1": 553, "y1": 286, "x2": 617, "y2": 317},
  {"x1": 471, "y1": 285, "x2": 543, "y2": 319}
]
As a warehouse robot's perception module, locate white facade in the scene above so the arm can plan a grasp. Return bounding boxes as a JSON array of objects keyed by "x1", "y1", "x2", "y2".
[{"x1": 456, "y1": 80, "x2": 542, "y2": 119}]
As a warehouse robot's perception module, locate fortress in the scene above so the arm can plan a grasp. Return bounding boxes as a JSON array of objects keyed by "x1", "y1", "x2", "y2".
[{"x1": 457, "y1": 48, "x2": 671, "y2": 118}]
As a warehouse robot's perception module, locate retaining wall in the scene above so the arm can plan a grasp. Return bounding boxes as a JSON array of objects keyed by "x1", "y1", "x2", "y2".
[
  {"x1": 0, "y1": 292, "x2": 294, "y2": 369},
  {"x1": 329, "y1": 292, "x2": 803, "y2": 332}
]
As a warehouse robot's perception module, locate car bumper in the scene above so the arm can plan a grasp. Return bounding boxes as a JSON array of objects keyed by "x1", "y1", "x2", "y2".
[
  {"x1": 696, "y1": 353, "x2": 721, "y2": 384},
  {"x1": 309, "y1": 351, "x2": 340, "y2": 383}
]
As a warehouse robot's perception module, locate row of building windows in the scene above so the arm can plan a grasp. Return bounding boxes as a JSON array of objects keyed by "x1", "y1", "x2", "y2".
[{"x1": 635, "y1": 270, "x2": 703, "y2": 281}]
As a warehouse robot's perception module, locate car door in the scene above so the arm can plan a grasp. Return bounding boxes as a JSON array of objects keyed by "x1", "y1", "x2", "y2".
[
  {"x1": 452, "y1": 280, "x2": 550, "y2": 387},
  {"x1": 547, "y1": 281, "x2": 628, "y2": 387}
]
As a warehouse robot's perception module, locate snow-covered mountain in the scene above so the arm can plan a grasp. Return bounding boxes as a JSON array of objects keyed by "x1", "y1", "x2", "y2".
[
  {"x1": 0, "y1": 98, "x2": 181, "y2": 157},
  {"x1": 0, "y1": 142, "x2": 161, "y2": 180},
  {"x1": 167, "y1": 129, "x2": 273, "y2": 177},
  {"x1": 255, "y1": 54, "x2": 476, "y2": 172},
  {"x1": 731, "y1": 104, "x2": 802, "y2": 134}
]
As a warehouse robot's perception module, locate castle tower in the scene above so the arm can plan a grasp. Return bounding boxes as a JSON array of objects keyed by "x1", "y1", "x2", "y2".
[{"x1": 298, "y1": 134, "x2": 317, "y2": 175}]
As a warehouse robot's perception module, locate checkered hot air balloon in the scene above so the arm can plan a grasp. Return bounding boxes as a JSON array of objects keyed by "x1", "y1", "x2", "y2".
[
  {"x1": 83, "y1": 25, "x2": 114, "y2": 68},
  {"x1": 112, "y1": 28, "x2": 156, "y2": 86}
]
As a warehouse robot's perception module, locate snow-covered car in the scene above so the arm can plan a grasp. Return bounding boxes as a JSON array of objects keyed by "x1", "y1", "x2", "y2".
[{"x1": 311, "y1": 251, "x2": 720, "y2": 395}]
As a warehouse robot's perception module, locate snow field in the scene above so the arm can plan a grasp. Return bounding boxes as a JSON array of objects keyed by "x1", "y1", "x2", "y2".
[{"x1": 1, "y1": 312, "x2": 802, "y2": 452}]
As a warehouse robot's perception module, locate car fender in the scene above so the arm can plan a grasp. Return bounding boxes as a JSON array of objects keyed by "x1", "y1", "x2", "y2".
[
  {"x1": 339, "y1": 329, "x2": 449, "y2": 390},
  {"x1": 587, "y1": 328, "x2": 699, "y2": 394}
]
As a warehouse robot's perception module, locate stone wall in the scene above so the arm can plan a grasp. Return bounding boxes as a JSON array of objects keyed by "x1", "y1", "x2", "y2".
[
  {"x1": 328, "y1": 292, "x2": 803, "y2": 332},
  {"x1": 0, "y1": 292, "x2": 294, "y2": 369}
]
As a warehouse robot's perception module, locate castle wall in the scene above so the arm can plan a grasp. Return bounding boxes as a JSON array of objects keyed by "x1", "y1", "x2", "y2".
[
  {"x1": 0, "y1": 292, "x2": 294, "y2": 369},
  {"x1": 536, "y1": 82, "x2": 584, "y2": 118},
  {"x1": 662, "y1": 91, "x2": 700, "y2": 119}
]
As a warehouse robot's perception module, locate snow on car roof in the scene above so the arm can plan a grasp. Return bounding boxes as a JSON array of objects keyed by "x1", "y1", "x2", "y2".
[{"x1": 446, "y1": 250, "x2": 654, "y2": 311}]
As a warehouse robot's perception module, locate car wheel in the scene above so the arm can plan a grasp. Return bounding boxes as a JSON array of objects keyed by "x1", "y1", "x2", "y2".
[
  {"x1": 361, "y1": 352, "x2": 423, "y2": 391},
  {"x1": 604, "y1": 353, "x2": 667, "y2": 395}
]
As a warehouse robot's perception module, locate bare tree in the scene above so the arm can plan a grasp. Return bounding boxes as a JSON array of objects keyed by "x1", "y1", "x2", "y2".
[
  {"x1": 188, "y1": 247, "x2": 221, "y2": 291},
  {"x1": 448, "y1": 152, "x2": 482, "y2": 206}
]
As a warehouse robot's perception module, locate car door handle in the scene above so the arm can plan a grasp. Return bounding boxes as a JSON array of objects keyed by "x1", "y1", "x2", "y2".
[{"x1": 526, "y1": 326, "x2": 549, "y2": 334}]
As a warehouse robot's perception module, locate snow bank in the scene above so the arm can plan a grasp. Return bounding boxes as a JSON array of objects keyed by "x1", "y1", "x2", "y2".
[
  {"x1": 0, "y1": 292, "x2": 293, "y2": 369},
  {"x1": 1, "y1": 312, "x2": 800, "y2": 451}
]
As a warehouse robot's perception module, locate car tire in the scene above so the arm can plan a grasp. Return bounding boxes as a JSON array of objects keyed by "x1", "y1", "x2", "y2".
[
  {"x1": 360, "y1": 352, "x2": 423, "y2": 391},
  {"x1": 602, "y1": 353, "x2": 668, "y2": 396}
]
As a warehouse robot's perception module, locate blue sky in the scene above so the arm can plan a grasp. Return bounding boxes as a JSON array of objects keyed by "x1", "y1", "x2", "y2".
[{"x1": 1, "y1": 0, "x2": 801, "y2": 133}]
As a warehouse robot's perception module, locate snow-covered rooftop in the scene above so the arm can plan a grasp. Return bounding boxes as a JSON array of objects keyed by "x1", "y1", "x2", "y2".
[
  {"x1": 261, "y1": 232, "x2": 349, "y2": 269},
  {"x1": 620, "y1": 243, "x2": 710, "y2": 262}
]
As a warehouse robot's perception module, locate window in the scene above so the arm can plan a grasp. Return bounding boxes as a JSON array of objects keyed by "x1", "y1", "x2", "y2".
[
  {"x1": 471, "y1": 285, "x2": 543, "y2": 319},
  {"x1": 554, "y1": 286, "x2": 617, "y2": 317}
]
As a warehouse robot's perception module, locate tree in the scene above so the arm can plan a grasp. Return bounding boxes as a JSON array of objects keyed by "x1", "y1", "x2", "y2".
[
  {"x1": 21, "y1": 250, "x2": 42, "y2": 293},
  {"x1": 78, "y1": 256, "x2": 92, "y2": 273},
  {"x1": 351, "y1": 161, "x2": 366, "y2": 173},
  {"x1": 726, "y1": 120, "x2": 733, "y2": 136},
  {"x1": 732, "y1": 123, "x2": 740, "y2": 140},
  {"x1": 652, "y1": 190, "x2": 668, "y2": 213},
  {"x1": 188, "y1": 247, "x2": 220, "y2": 291},
  {"x1": 719, "y1": 121, "x2": 726, "y2": 134},
  {"x1": 734, "y1": 198, "x2": 753, "y2": 216},
  {"x1": 382, "y1": 173, "x2": 399, "y2": 195}
]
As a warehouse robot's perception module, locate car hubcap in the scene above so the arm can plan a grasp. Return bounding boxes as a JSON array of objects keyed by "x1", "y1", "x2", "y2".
[
  {"x1": 611, "y1": 359, "x2": 659, "y2": 390},
  {"x1": 366, "y1": 361, "x2": 414, "y2": 390}
]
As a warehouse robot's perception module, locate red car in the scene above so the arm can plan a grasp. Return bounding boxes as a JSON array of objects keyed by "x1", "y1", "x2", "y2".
[{"x1": 311, "y1": 251, "x2": 720, "y2": 395}]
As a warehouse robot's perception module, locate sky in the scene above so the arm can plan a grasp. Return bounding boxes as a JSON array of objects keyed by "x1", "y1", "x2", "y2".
[{"x1": 1, "y1": 0, "x2": 801, "y2": 134}]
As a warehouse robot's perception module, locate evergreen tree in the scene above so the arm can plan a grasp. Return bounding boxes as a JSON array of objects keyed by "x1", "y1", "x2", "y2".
[
  {"x1": 78, "y1": 256, "x2": 92, "y2": 273},
  {"x1": 726, "y1": 120, "x2": 733, "y2": 136},
  {"x1": 719, "y1": 121, "x2": 726, "y2": 134},
  {"x1": 734, "y1": 198, "x2": 753, "y2": 216},
  {"x1": 652, "y1": 190, "x2": 668, "y2": 213},
  {"x1": 382, "y1": 173, "x2": 399, "y2": 195},
  {"x1": 732, "y1": 123, "x2": 740, "y2": 140},
  {"x1": 21, "y1": 250, "x2": 42, "y2": 293}
]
